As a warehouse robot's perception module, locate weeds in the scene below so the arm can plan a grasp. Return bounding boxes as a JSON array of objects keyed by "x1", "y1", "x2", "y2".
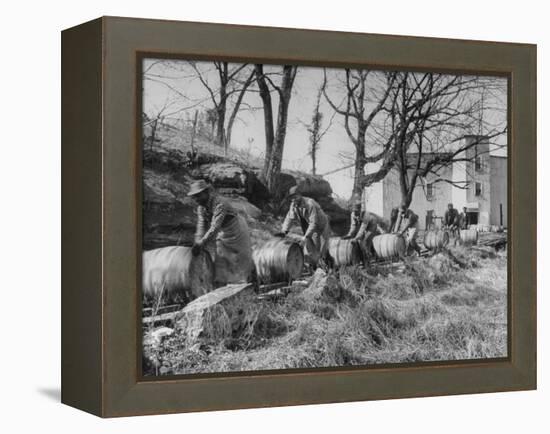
[{"x1": 143, "y1": 246, "x2": 507, "y2": 375}]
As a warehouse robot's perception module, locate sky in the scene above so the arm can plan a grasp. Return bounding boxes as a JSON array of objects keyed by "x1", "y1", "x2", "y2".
[{"x1": 142, "y1": 59, "x2": 508, "y2": 199}]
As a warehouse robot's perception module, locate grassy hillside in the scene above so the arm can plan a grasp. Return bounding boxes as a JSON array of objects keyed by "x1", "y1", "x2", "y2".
[{"x1": 144, "y1": 245, "x2": 507, "y2": 375}]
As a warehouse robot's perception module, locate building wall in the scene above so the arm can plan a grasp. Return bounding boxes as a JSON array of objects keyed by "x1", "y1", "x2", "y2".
[
  {"x1": 381, "y1": 169, "x2": 401, "y2": 223},
  {"x1": 365, "y1": 158, "x2": 453, "y2": 230},
  {"x1": 451, "y1": 159, "x2": 468, "y2": 209},
  {"x1": 490, "y1": 156, "x2": 507, "y2": 227},
  {"x1": 362, "y1": 137, "x2": 507, "y2": 230},
  {"x1": 362, "y1": 178, "x2": 384, "y2": 216},
  {"x1": 410, "y1": 165, "x2": 454, "y2": 230},
  {"x1": 465, "y1": 139, "x2": 491, "y2": 226}
]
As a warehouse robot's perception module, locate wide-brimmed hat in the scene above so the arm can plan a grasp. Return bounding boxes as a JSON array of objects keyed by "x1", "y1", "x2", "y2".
[
  {"x1": 187, "y1": 179, "x2": 210, "y2": 196},
  {"x1": 288, "y1": 185, "x2": 301, "y2": 198}
]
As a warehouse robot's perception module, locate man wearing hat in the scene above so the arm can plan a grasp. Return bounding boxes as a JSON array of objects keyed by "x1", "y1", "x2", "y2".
[
  {"x1": 444, "y1": 202, "x2": 460, "y2": 238},
  {"x1": 276, "y1": 186, "x2": 333, "y2": 269},
  {"x1": 458, "y1": 206, "x2": 470, "y2": 230},
  {"x1": 187, "y1": 179, "x2": 253, "y2": 286},
  {"x1": 343, "y1": 199, "x2": 387, "y2": 259},
  {"x1": 390, "y1": 202, "x2": 421, "y2": 256}
]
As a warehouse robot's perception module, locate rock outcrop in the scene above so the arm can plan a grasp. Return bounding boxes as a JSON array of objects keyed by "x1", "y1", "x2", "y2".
[
  {"x1": 299, "y1": 268, "x2": 343, "y2": 303},
  {"x1": 142, "y1": 144, "x2": 350, "y2": 248},
  {"x1": 175, "y1": 283, "x2": 255, "y2": 345}
]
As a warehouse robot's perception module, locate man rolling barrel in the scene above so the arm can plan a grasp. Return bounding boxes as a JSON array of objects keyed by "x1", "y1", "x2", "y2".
[
  {"x1": 342, "y1": 200, "x2": 387, "y2": 259},
  {"x1": 275, "y1": 186, "x2": 334, "y2": 269},
  {"x1": 188, "y1": 179, "x2": 253, "y2": 287},
  {"x1": 458, "y1": 206, "x2": 470, "y2": 230},
  {"x1": 444, "y1": 203, "x2": 460, "y2": 238},
  {"x1": 390, "y1": 203, "x2": 421, "y2": 256}
]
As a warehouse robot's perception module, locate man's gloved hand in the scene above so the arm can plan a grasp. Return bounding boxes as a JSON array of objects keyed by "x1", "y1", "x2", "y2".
[
  {"x1": 273, "y1": 232, "x2": 287, "y2": 238},
  {"x1": 300, "y1": 235, "x2": 310, "y2": 246}
]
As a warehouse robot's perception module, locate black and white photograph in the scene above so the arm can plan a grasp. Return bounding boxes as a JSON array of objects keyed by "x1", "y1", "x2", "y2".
[{"x1": 141, "y1": 58, "x2": 508, "y2": 376}]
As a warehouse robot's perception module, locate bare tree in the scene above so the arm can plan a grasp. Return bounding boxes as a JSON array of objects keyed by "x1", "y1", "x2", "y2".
[
  {"x1": 255, "y1": 64, "x2": 298, "y2": 194},
  {"x1": 305, "y1": 87, "x2": 332, "y2": 175},
  {"x1": 321, "y1": 70, "x2": 506, "y2": 207},
  {"x1": 205, "y1": 108, "x2": 217, "y2": 139},
  {"x1": 189, "y1": 62, "x2": 255, "y2": 152},
  {"x1": 225, "y1": 69, "x2": 256, "y2": 152},
  {"x1": 142, "y1": 94, "x2": 179, "y2": 151},
  {"x1": 379, "y1": 73, "x2": 507, "y2": 207},
  {"x1": 322, "y1": 69, "x2": 396, "y2": 200}
]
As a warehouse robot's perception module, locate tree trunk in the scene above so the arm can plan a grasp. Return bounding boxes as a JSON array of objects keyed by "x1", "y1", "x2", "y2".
[
  {"x1": 215, "y1": 62, "x2": 228, "y2": 147},
  {"x1": 351, "y1": 140, "x2": 366, "y2": 201},
  {"x1": 150, "y1": 117, "x2": 158, "y2": 152},
  {"x1": 264, "y1": 66, "x2": 297, "y2": 194},
  {"x1": 397, "y1": 158, "x2": 415, "y2": 209},
  {"x1": 216, "y1": 93, "x2": 226, "y2": 148},
  {"x1": 226, "y1": 70, "x2": 255, "y2": 153},
  {"x1": 255, "y1": 64, "x2": 275, "y2": 177},
  {"x1": 350, "y1": 121, "x2": 368, "y2": 201},
  {"x1": 216, "y1": 105, "x2": 226, "y2": 147},
  {"x1": 190, "y1": 110, "x2": 198, "y2": 154},
  {"x1": 400, "y1": 188, "x2": 414, "y2": 209}
]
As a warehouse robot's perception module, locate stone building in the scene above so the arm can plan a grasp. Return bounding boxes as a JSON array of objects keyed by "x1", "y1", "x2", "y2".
[{"x1": 363, "y1": 136, "x2": 507, "y2": 230}]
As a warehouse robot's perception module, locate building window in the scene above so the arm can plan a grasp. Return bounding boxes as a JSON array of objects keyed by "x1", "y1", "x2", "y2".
[
  {"x1": 475, "y1": 182, "x2": 483, "y2": 197},
  {"x1": 475, "y1": 156, "x2": 483, "y2": 172},
  {"x1": 426, "y1": 183, "x2": 434, "y2": 199}
]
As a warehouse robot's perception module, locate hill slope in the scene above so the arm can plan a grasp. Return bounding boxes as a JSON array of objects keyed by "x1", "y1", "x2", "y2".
[{"x1": 142, "y1": 122, "x2": 349, "y2": 249}]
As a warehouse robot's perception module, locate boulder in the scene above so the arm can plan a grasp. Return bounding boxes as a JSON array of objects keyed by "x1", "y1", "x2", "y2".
[
  {"x1": 294, "y1": 174, "x2": 332, "y2": 198},
  {"x1": 300, "y1": 268, "x2": 342, "y2": 302},
  {"x1": 198, "y1": 162, "x2": 250, "y2": 189},
  {"x1": 143, "y1": 147, "x2": 195, "y2": 175},
  {"x1": 175, "y1": 283, "x2": 255, "y2": 344},
  {"x1": 276, "y1": 171, "x2": 333, "y2": 199},
  {"x1": 316, "y1": 196, "x2": 349, "y2": 236},
  {"x1": 197, "y1": 162, "x2": 270, "y2": 206},
  {"x1": 224, "y1": 195, "x2": 262, "y2": 220},
  {"x1": 142, "y1": 168, "x2": 191, "y2": 203}
]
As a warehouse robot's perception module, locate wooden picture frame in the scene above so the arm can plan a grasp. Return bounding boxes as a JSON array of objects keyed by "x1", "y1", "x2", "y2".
[{"x1": 61, "y1": 16, "x2": 536, "y2": 417}]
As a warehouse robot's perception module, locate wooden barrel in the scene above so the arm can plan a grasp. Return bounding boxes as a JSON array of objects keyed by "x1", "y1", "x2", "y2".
[
  {"x1": 142, "y1": 246, "x2": 214, "y2": 302},
  {"x1": 286, "y1": 233, "x2": 320, "y2": 266},
  {"x1": 328, "y1": 238, "x2": 362, "y2": 267},
  {"x1": 372, "y1": 234, "x2": 406, "y2": 259},
  {"x1": 423, "y1": 230, "x2": 450, "y2": 250},
  {"x1": 253, "y1": 239, "x2": 304, "y2": 284},
  {"x1": 459, "y1": 229, "x2": 478, "y2": 245}
]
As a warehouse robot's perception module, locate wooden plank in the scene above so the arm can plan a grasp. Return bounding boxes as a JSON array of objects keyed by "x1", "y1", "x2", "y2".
[
  {"x1": 257, "y1": 287, "x2": 290, "y2": 300},
  {"x1": 142, "y1": 311, "x2": 180, "y2": 326},
  {"x1": 258, "y1": 281, "x2": 288, "y2": 293},
  {"x1": 142, "y1": 303, "x2": 183, "y2": 317}
]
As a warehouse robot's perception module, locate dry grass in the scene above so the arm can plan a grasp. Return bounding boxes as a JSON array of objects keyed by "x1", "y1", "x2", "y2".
[{"x1": 144, "y1": 246, "x2": 507, "y2": 376}]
